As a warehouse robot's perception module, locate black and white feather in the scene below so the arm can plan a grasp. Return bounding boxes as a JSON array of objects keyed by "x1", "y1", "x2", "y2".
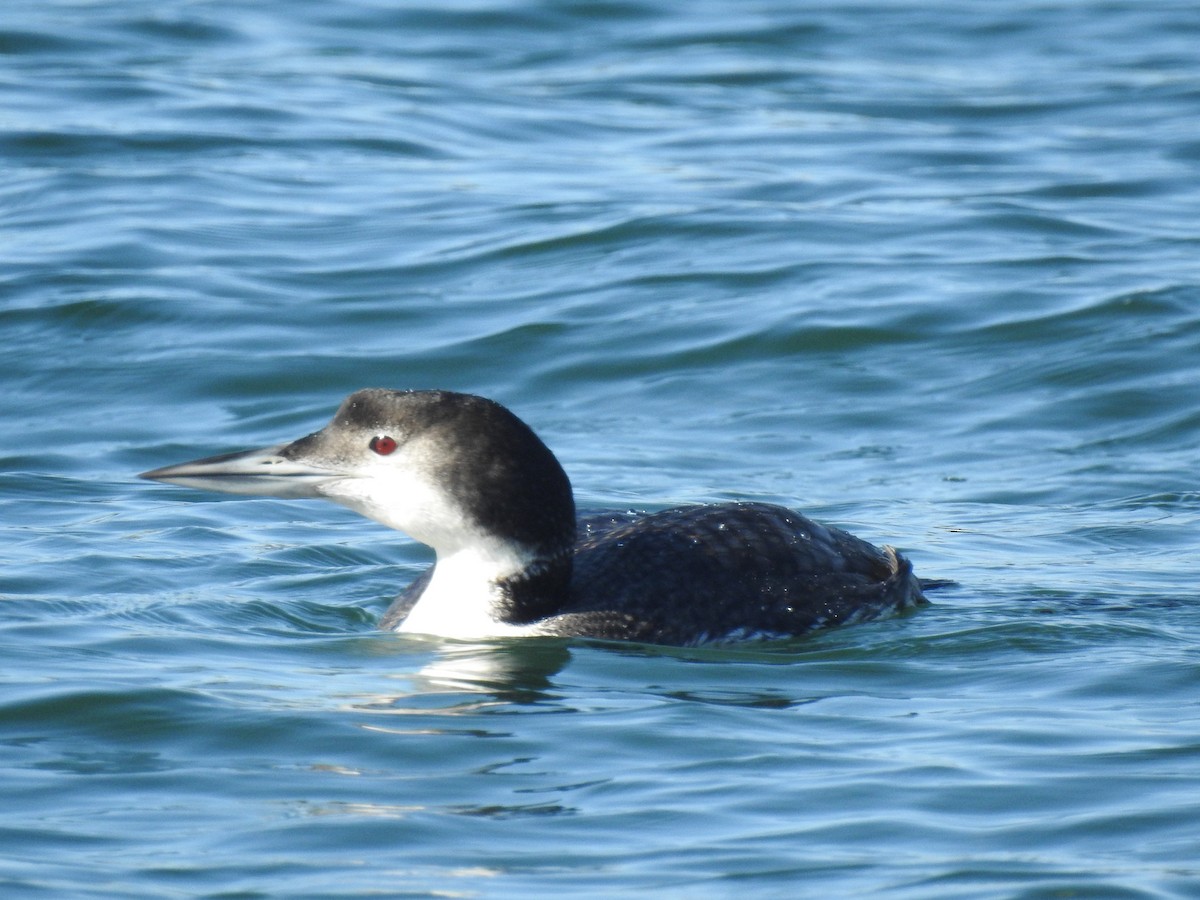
[{"x1": 142, "y1": 389, "x2": 930, "y2": 647}]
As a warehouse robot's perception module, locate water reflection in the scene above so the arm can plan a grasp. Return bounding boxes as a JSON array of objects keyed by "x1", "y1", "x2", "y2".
[{"x1": 345, "y1": 635, "x2": 575, "y2": 725}]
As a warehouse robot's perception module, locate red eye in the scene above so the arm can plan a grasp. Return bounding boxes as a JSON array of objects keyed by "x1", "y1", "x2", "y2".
[{"x1": 369, "y1": 435, "x2": 397, "y2": 456}]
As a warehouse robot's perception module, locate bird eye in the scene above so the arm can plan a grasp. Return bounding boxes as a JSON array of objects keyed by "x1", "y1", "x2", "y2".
[{"x1": 369, "y1": 435, "x2": 397, "y2": 456}]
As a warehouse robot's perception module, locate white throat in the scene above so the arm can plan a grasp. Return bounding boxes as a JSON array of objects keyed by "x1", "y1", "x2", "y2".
[{"x1": 392, "y1": 541, "x2": 543, "y2": 640}]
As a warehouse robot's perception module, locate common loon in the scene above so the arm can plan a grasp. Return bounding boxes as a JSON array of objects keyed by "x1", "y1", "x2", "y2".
[{"x1": 140, "y1": 389, "x2": 931, "y2": 646}]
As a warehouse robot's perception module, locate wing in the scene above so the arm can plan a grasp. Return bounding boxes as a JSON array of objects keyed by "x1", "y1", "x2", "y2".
[{"x1": 554, "y1": 502, "x2": 925, "y2": 645}]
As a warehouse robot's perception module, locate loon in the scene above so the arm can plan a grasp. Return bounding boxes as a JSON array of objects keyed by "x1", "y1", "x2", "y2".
[{"x1": 140, "y1": 389, "x2": 931, "y2": 646}]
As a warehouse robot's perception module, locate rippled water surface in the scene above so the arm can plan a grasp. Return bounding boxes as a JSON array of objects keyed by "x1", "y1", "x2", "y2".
[{"x1": 4, "y1": 1, "x2": 1200, "y2": 896}]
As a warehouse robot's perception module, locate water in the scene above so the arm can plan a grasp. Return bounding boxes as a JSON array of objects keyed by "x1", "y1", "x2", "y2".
[{"x1": 3, "y1": 0, "x2": 1200, "y2": 896}]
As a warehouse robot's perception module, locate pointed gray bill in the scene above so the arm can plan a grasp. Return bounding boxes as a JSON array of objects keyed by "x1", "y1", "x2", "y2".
[{"x1": 139, "y1": 443, "x2": 337, "y2": 499}]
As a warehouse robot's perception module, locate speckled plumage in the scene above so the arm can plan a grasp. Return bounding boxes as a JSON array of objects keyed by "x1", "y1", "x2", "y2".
[
  {"x1": 144, "y1": 389, "x2": 931, "y2": 647},
  {"x1": 381, "y1": 501, "x2": 926, "y2": 646}
]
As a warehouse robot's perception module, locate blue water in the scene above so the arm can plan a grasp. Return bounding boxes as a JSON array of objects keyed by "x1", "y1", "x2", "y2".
[{"x1": 4, "y1": 0, "x2": 1200, "y2": 896}]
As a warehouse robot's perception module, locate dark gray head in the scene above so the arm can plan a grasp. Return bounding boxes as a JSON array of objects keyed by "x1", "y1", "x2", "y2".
[{"x1": 141, "y1": 390, "x2": 577, "y2": 561}]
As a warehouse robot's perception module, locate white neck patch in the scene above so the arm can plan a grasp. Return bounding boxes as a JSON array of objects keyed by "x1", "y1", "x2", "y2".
[{"x1": 391, "y1": 540, "x2": 544, "y2": 640}]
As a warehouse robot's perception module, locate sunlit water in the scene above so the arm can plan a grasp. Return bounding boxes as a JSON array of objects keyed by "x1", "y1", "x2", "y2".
[{"x1": 3, "y1": 1, "x2": 1200, "y2": 896}]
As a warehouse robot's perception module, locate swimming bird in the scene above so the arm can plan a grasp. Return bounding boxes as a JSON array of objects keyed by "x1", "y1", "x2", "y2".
[{"x1": 140, "y1": 389, "x2": 930, "y2": 646}]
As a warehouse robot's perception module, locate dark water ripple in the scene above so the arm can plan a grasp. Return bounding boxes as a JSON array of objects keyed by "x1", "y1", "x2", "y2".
[{"x1": 4, "y1": 0, "x2": 1200, "y2": 896}]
